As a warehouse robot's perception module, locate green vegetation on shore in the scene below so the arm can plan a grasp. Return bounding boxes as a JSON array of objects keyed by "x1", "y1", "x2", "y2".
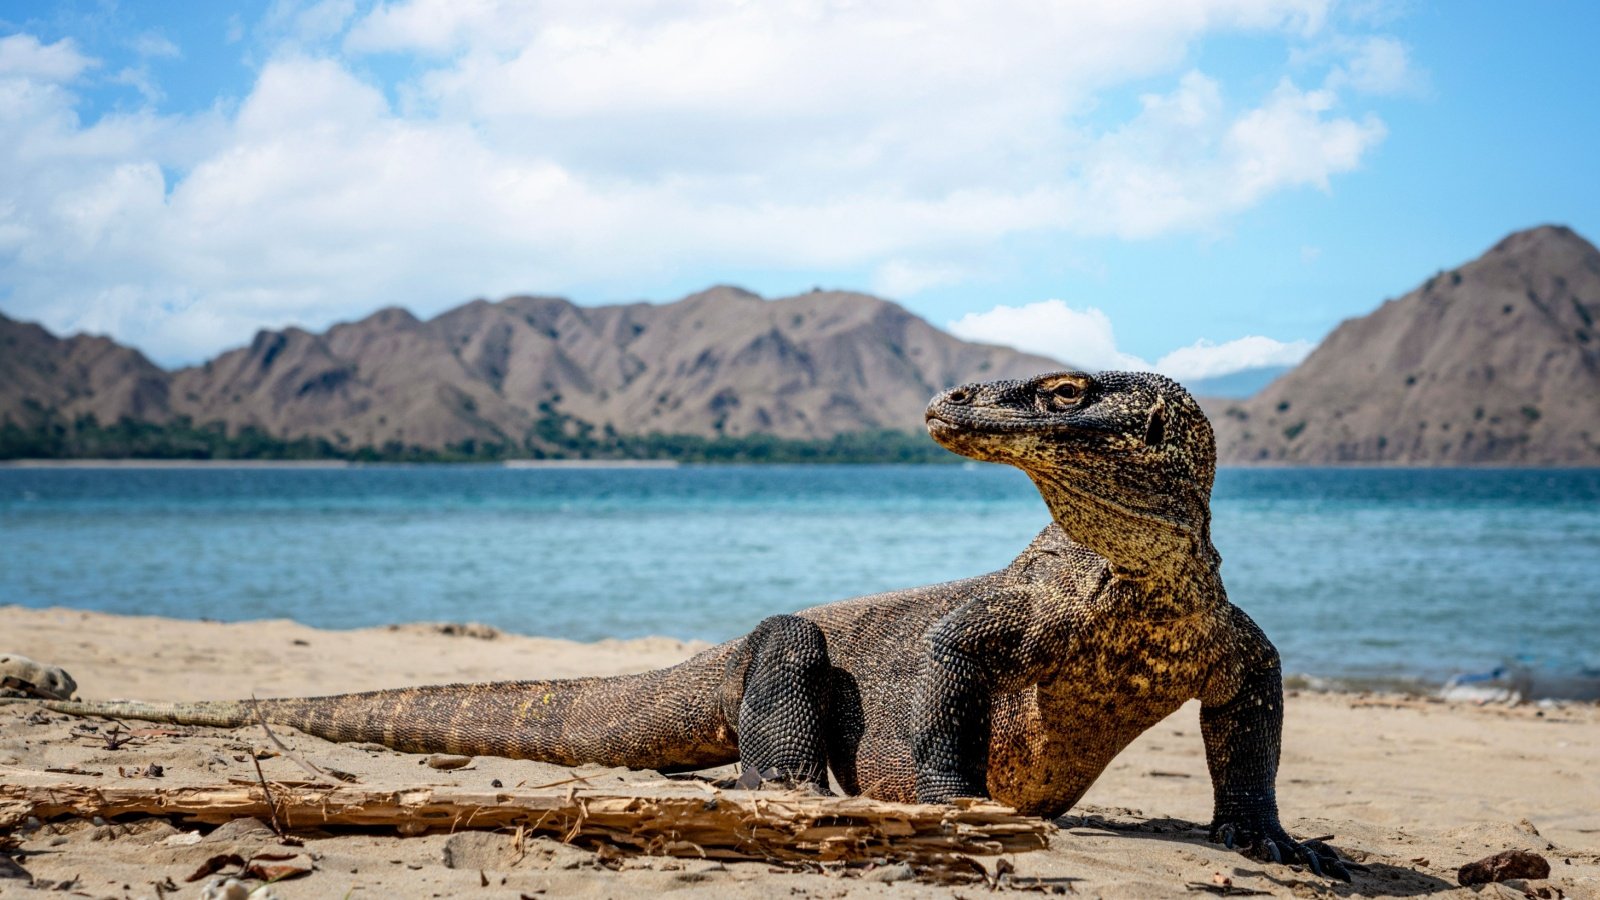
[{"x1": 0, "y1": 410, "x2": 959, "y2": 464}]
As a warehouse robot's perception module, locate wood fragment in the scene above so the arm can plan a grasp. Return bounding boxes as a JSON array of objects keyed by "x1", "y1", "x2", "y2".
[{"x1": 0, "y1": 768, "x2": 1051, "y2": 863}]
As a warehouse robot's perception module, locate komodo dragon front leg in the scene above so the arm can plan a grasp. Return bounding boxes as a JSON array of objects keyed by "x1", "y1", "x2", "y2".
[
  {"x1": 1202, "y1": 659, "x2": 1348, "y2": 878},
  {"x1": 721, "y1": 613, "x2": 834, "y2": 791},
  {"x1": 910, "y1": 587, "x2": 1075, "y2": 802}
]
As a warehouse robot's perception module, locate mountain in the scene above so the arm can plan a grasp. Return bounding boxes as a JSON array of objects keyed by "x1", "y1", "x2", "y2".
[
  {"x1": 1213, "y1": 225, "x2": 1600, "y2": 465},
  {"x1": 0, "y1": 312, "x2": 172, "y2": 429},
  {"x1": 4, "y1": 287, "x2": 1068, "y2": 457}
]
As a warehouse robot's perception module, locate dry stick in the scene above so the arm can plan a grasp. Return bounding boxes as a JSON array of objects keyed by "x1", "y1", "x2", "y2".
[
  {"x1": 1, "y1": 777, "x2": 1053, "y2": 862},
  {"x1": 249, "y1": 754, "x2": 286, "y2": 838},
  {"x1": 248, "y1": 696, "x2": 356, "y2": 784},
  {"x1": 521, "y1": 773, "x2": 595, "y2": 791}
]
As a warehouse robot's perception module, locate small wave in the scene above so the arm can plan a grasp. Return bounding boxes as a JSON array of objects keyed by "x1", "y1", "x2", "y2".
[{"x1": 1440, "y1": 663, "x2": 1600, "y2": 703}]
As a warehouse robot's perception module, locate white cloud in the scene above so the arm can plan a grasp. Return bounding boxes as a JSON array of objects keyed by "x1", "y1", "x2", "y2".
[
  {"x1": 1154, "y1": 335, "x2": 1313, "y2": 380},
  {"x1": 949, "y1": 301, "x2": 1312, "y2": 380},
  {"x1": 1313, "y1": 34, "x2": 1424, "y2": 96},
  {"x1": 132, "y1": 34, "x2": 182, "y2": 60},
  {"x1": 0, "y1": 34, "x2": 94, "y2": 81},
  {"x1": 947, "y1": 300, "x2": 1150, "y2": 372},
  {"x1": 0, "y1": 2, "x2": 1402, "y2": 363}
]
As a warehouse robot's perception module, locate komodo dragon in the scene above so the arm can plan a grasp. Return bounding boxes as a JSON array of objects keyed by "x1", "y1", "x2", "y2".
[{"x1": 6, "y1": 371, "x2": 1351, "y2": 879}]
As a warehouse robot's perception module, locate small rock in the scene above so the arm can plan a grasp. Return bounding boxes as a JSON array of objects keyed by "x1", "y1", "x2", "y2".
[
  {"x1": 1458, "y1": 849, "x2": 1551, "y2": 886},
  {"x1": 0, "y1": 653, "x2": 76, "y2": 699},
  {"x1": 426, "y1": 753, "x2": 474, "y2": 770},
  {"x1": 203, "y1": 817, "x2": 275, "y2": 844},
  {"x1": 163, "y1": 831, "x2": 204, "y2": 847},
  {"x1": 198, "y1": 876, "x2": 251, "y2": 900},
  {"x1": 866, "y1": 863, "x2": 915, "y2": 882},
  {"x1": 442, "y1": 832, "x2": 520, "y2": 870}
]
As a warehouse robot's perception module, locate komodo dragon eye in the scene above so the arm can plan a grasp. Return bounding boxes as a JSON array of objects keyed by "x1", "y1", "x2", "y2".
[{"x1": 1036, "y1": 379, "x2": 1087, "y2": 413}]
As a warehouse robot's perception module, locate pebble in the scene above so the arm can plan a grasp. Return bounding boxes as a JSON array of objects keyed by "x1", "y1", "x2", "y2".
[
  {"x1": 865, "y1": 863, "x2": 916, "y2": 882},
  {"x1": 200, "y1": 877, "x2": 281, "y2": 900},
  {"x1": 426, "y1": 753, "x2": 473, "y2": 770}
]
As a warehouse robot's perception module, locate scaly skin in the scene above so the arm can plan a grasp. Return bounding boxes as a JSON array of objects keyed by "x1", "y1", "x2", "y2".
[{"x1": 8, "y1": 371, "x2": 1350, "y2": 880}]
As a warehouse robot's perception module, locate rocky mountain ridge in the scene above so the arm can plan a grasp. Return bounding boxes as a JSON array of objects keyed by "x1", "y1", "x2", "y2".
[
  {"x1": 7, "y1": 225, "x2": 1597, "y2": 464},
  {"x1": 1212, "y1": 225, "x2": 1600, "y2": 465},
  {"x1": 3, "y1": 287, "x2": 1067, "y2": 454}
]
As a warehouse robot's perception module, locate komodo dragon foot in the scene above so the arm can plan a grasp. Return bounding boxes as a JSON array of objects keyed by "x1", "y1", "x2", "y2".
[{"x1": 1213, "y1": 819, "x2": 1359, "y2": 881}]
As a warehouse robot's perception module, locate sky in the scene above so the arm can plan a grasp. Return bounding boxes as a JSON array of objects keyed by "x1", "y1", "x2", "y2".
[{"x1": 1, "y1": 1, "x2": 1596, "y2": 381}]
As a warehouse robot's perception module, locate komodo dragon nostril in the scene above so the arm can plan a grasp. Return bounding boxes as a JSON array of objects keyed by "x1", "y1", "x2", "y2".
[{"x1": 946, "y1": 388, "x2": 970, "y2": 404}]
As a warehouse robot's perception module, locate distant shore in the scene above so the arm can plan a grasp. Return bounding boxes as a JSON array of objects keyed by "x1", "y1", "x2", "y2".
[
  {"x1": 0, "y1": 458, "x2": 680, "y2": 469},
  {"x1": 4, "y1": 456, "x2": 1598, "y2": 469},
  {"x1": 0, "y1": 458, "x2": 356, "y2": 468},
  {"x1": 1, "y1": 605, "x2": 1596, "y2": 898}
]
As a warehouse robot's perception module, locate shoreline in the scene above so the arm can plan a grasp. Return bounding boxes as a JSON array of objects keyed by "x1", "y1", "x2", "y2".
[
  {"x1": 1, "y1": 604, "x2": 1588, "y2": 703},
  {"x1": 0, "y1": 458, "x2": 683, "y2": 469},
  {"x1": 1, "y1": 605, "x2": 1597, "y2": 898},
  {"x1": 4, "y1": 456, "x2": 1600, "y2": 470}
]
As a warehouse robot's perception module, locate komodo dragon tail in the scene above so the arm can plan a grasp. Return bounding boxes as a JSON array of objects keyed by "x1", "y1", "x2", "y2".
[{"x1": 8, "y1": 648, "x2": 741, "y2": 771}]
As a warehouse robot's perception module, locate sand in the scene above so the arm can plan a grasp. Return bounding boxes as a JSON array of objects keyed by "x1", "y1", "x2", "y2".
[{"x1": 1, "y1": 605, "x2": 1597, "y2": 899}]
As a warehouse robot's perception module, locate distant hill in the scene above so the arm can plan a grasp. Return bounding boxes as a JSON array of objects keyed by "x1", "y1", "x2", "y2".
[
  {"x1": 2, "y1": 287, "x2": 1068, "y2": 460},
  {"x1": 1213, "y1": 225, "x2": 1600, "y2": 465},
  {"x1": 0, "y1": 314, "x2": 172, "y2": 429}
]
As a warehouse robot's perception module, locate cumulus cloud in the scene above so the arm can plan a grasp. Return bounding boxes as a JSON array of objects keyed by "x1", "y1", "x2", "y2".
[
  {"x1": 947, "y1": 300, "x2": 1150, "y2": 372},
  {"x1": 0, "y1": 1, "x2": 1401, "y2": 363},
  {"x1": 949, "y1": 301, "x2": 1312, "y2": 380},
  {"x1": 1154, "y1": 335, "x2": 1314, "y2": 380},
  {"x1": 0, "y1": 34, "x2": 94, "y2": 80},
  {"x1": 1316, "y1": 34, "x2": 1425, "y2": 96}
]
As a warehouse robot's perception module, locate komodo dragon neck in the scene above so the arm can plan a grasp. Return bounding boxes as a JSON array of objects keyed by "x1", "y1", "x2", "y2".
[
  {"x1": 1028, "y1": 468, "x2": 1224, "y2": 617},
  {"x1": 930, "y1": 369, "x2": 1225, "y2": 615}
]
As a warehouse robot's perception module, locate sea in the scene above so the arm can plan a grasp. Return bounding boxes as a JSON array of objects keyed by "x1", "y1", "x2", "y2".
[{"x1": 2, "y1": 464, "x2": 1597, "y2": 692}]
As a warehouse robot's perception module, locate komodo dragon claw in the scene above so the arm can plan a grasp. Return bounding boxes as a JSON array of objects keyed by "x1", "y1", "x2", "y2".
[{"x1": 1213, "y1": 820, "x2": 1358, "y2": 882}]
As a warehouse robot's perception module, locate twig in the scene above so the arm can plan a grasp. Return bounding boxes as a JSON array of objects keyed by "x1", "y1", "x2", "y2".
[
  {"x1": 248, "y1": 696, "x2": 356, "y2": 784},
  {"x1": 249, "y1": 754, "x2": 286, "y2": 838},
  {"x1": 522, "y1": 773, "x2": 595, "y2": 791}
]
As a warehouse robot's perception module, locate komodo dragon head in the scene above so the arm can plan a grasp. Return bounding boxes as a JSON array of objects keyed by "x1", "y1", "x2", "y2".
[{"x1": 924, "y1": 371, "x2": 1217, "y2": 582}]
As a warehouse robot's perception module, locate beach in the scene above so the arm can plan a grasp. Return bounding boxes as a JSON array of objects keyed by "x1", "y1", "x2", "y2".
[{"x1": 1, "y1": 605, "x2": 1597, "y2": 899}]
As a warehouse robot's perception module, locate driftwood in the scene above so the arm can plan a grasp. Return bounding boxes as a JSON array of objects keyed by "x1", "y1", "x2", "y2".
[{"x1": 0, "y1": 767, "x2": 1050, "y2": 863}]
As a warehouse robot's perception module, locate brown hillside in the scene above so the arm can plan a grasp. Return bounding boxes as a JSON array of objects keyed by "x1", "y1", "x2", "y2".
[
  {"x1": 1214, "y1": 225, "x2": 1600, "y2": 465},
  {"x1": 0, "y1": 313, "x2": 172, "y2": 429},
  {"x1": 5, "y1": 288, "x2": 1068, "y2": 451}
]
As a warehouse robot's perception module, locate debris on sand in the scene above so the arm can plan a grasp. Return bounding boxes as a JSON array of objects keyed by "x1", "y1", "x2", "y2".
[{"x1": 1458, "y1": 849, "x2": 1551, "y2": 886}]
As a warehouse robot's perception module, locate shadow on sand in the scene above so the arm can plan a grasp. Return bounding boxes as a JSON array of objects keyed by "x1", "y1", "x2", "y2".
[{"x1": 1054, "y1": 813, "x2": 1457, "y2": 897}]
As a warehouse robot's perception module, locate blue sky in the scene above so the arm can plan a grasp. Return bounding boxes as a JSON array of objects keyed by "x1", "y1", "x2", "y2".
[{"x1": 1, "y1": 1, "x2": 1596, "y2": 380}]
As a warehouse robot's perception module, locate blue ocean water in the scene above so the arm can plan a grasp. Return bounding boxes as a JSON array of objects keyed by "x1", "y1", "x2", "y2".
[{"x1": 1, "y1": 465, "x2": 1597, "y2": 687}]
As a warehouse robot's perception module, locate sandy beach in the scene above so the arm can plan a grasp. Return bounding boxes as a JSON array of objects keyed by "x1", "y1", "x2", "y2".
[{"x1": 1, "y1": 605, "x2": 1597, "y2": 899}]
